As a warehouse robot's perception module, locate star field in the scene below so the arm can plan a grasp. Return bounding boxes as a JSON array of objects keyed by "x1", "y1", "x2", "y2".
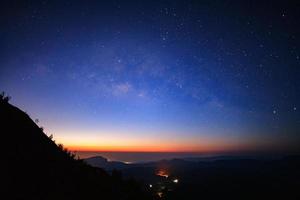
[{"x1": 0, "y1": 0, "x2": 299, "y2": 153}]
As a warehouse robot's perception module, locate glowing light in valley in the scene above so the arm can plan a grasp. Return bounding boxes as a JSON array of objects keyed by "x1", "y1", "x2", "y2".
[
  {"x1": 156, "y1": 169, "x2": 169, "y2": 178},
  {"x1": 157, "y1": 192, "x2": 163, "y2": 198}
]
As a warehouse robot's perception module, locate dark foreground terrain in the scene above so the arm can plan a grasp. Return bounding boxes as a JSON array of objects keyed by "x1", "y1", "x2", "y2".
[
  {"x1": 86, "y1": 154, "x2": 300, "y2": 199},
  {"x1": 1, "y1": 95, "x2": 153, "y2": 200}
]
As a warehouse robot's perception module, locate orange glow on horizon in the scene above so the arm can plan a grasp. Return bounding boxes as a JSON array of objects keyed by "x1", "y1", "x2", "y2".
[
  {"x1": 66, "y1": 145, "x2": 210, "y2": 153},
  {"x1": 54, "y1": 129, "x2": 258, "y2": 153},
  {"x1": 55, "y1": 130, "x2": 289, "y2": 153},
  {"x1": 64, "y1": 141, "x2": 258, "y2": 153}
]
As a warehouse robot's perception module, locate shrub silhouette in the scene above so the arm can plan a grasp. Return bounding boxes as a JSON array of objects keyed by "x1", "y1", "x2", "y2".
[
  {"x1": 0, "y1": 91, "x2": 11, "y2": 103},
  {"x1": 48, "y1": 134, "x2": 53, "y2": 140}
]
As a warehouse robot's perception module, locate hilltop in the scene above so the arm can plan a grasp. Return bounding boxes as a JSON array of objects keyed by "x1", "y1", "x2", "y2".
[{"x1": 1, "y1": 94, "x2": 152, "y2": 200}]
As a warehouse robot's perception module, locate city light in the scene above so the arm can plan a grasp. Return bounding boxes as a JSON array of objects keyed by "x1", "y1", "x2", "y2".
[
  {"x1": 156, "y1": 169, "x2": 169, "y2": 178},
  {"x1": 157, "y1": 192, "x2": 163, "y2": 198}
]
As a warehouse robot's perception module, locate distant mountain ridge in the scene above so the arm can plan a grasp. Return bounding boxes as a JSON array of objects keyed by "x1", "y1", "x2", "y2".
[
  {"x1": 84, "y1": 156, "x2": 129, "y2": 170},
  {"x1": 83, "y1": 154, "x2": 297, "y2": 171},
  {"x1": 83, "y1": 153, "x2": 300, "y2": 200}
]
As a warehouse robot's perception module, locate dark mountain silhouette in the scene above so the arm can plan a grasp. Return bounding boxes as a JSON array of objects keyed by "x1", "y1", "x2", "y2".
[
  {"x1": 1, "y1": 94, "x2": 153, "y2": 200},
  {"x1": 85, "y1": 155, "x2": 300, "y2": 199},
  {"x1": 172, "y1": 158, "x2": 298, "y2": 199},
  {"x1": 163, "y1": 156, "x2": 300, "y2": 200}
]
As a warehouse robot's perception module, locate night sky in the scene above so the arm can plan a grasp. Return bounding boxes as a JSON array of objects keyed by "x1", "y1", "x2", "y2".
[{"x1": 1, "y1": 0, "x2": 299, "y2": 153}]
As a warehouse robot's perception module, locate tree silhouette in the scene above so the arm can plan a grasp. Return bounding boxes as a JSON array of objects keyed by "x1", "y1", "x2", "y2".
[{"x1": 0, "y1": 91, "x2": 11, "y2": 103}]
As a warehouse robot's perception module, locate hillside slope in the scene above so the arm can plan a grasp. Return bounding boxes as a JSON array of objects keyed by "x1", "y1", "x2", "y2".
[{"x1": 1, "y1": 97, "x2": 152, "y2": 200}]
